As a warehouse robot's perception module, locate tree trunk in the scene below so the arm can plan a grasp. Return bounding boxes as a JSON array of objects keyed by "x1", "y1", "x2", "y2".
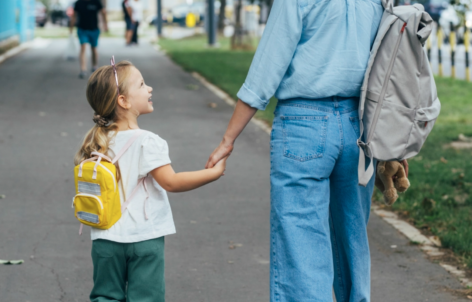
[
  {"x1": 231, "y1": 0, "x2": 243, "y2": 49},
  {"x1": 218, "y1": 0, "x2": 226, "y2": 33}
]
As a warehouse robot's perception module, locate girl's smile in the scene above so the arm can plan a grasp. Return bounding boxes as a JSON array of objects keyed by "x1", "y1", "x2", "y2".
[{"x1": 121, "y1": 66, "x2": 154, "y2": 115}]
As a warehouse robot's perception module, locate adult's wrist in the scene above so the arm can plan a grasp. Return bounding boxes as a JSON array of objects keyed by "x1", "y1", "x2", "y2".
[{"x1": 222, "y1": 136, "x2": 235, "y2": 148}]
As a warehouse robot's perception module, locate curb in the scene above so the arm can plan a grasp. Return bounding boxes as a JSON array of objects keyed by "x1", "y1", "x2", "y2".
[
  {"x1": 373, "y1": 205, "x2": 472, "y2": 288},
  {"x1": 0, "y1": 38, "x2": 50, "y2": 66},
  {"x1": 0, "y1": 40, "x2": 31, "y2": 65},
  {"x1": 191, "y1": 70, "x2": 472, "y2": 289}
]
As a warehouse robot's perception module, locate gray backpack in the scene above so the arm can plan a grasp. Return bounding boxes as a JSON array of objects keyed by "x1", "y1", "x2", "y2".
[{"x1": 357, "y1": 0, "x2": 441, "y2": 186}]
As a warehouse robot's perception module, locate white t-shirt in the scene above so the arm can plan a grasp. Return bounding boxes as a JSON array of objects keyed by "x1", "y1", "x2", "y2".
[
  {"x1": 129, "y1": 0, "x2": 143, "y2": 22},
  {"x1": 91, "y1": 129, "x2": 176, "y2": 243}
]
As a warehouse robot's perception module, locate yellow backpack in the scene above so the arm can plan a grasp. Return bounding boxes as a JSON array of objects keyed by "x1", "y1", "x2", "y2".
[{"x1": 72, "y1": 130, "x2": 146, "y2": 234}]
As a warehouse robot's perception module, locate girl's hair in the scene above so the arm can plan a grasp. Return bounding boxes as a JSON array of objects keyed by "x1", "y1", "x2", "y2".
[{"x1": 74, "y1": 60, "x2": 134, "y2": 165}]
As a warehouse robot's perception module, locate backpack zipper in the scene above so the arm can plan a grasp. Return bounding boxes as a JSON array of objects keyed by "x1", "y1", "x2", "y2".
[
  {"x1": 367, "y1": 22, "x2": 407, "y2": 144},
  {"x1": 74, "y1": 193, "x2": 104, "y2": 209},
  {"x1": 98, "y1": 163, "x2": 117, "y2": 192}
]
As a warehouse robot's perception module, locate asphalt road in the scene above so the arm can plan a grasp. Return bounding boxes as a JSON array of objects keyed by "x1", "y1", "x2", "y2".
[{"x1": 0, "y1": 38, "x2": 468, "y2": 302}]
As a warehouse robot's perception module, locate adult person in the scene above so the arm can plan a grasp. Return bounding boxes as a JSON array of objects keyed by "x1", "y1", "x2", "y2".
[
  {"x1": 122, "y1": 0, "x2": 134, "y2": 46},
  {"x1": 205, "y1": 0, "x2": 407, "y2": 301},
  {"x1": 69, "y1": 0, "x2": 108, "y2": 79},
  {"x1": 128, "y1": 0, "x2": 143, "y2": 45}
]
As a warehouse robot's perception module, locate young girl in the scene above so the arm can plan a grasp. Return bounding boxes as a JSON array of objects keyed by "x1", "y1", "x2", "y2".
[{"x1": 74, "y1": 58, "x2": 227, "y2": 302}]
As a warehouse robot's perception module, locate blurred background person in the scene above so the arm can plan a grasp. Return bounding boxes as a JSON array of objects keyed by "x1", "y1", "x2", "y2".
[
  {"x1": 122, "y1": 0, "x2": 134, "y2": 46},
  {"x1": 70, "y1": 0, "x2": 109, "y2": 79},
  {"x1": 129, "y1": 0, "x2": 143, "y2": 45}
]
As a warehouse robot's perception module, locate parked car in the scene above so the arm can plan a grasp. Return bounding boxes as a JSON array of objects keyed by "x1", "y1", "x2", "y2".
[
  {"x1": 49, "y1": 0, "x2": 74, "y2": 27},
  {"x1": 148, "y1": 10, "x2": 171, "y2": 26},
  {"x1": 398, "y1": 0, "x2": 448, "y2": 22},
  {"x1": 35, "y1": 1, "x2": 47, "y2": 27},
  {"x1": 149, "y1": 2, "x2": 208, "y2": 27}
]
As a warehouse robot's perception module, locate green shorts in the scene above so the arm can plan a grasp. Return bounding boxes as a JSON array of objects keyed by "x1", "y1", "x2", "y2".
[{"x1": 90, "y1": 237, "x2": 165, "y2": 302}]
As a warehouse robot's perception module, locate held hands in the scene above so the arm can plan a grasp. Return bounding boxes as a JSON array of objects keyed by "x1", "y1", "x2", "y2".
[
  {"x1": 211, "y1": 156, "x2": 228, "y2": 178},
  {"x1": 205, "y1": 139, "x2": 234, "y2": 169}
]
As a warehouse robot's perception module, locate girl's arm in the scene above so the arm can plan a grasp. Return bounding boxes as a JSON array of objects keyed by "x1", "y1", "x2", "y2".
[{"x1": 150, "y1": 157, "x2": 227, "y2": 193}]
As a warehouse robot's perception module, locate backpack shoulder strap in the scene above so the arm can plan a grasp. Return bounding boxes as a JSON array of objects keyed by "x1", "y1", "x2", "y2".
[
  {"x1": 112, "y1": 130, "x2": 144, "y2": 164},
  {"x1": 121, "y1": 177, "x2": 149, "y2": 218},
  {"x1": 381, "y1": 0, "x2": 393, "y2": 12}
]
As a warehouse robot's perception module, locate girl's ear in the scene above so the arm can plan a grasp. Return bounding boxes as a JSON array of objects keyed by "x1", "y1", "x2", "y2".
[{"x1": 117, "y1": 95, "x2": 130, "y2": 110}]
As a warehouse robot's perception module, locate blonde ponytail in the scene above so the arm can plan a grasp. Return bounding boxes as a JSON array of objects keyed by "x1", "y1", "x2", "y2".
[{"x1": 74, "y1": 60, "x2": 134, "y2": 166}]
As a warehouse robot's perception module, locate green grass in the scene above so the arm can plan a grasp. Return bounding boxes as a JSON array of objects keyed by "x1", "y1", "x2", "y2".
[
  {"x1": 35, "y1": 26, "x2": 71, "y2": 39},
  {"x1": 160, "y1": 35, "x2": 472, "y2": 267},
  {"x1": 388, "y1": 77, "x2": 472, "y2": 267},
  {"x1": 159, "y1": 35, "x2": 276, "y2": 122}
]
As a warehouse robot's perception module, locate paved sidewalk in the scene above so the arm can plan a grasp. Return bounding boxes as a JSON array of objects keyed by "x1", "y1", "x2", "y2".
[{"x1": 0, "y1": 38, "x2": 468, "y2": 302}]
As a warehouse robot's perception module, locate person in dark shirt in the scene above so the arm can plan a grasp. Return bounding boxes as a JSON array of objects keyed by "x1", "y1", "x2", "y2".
[
  {"x1": 69, "y1": 0, "x2": 108, "y2": 79},
  {"x1": 122, "y1": 0, "x2": 134, "y2": 45}
]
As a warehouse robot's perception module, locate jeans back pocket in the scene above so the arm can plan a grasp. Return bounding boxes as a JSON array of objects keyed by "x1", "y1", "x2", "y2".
[{"x1": 282, "y1": 115, "x2": 328, "y2": 162}]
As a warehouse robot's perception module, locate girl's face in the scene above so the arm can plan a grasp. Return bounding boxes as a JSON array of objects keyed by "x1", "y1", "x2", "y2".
[{"x1": 125, "y1": 67, "x2": 153, "y2": 115}]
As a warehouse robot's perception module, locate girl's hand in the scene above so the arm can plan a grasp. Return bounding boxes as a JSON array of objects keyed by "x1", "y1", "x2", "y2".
[
  {"x1": 212, "y1": 156, "x2": 228, "y2": 177},
  {"x1": 206, "y1": 140, "x2": 233, "y2": 169}
]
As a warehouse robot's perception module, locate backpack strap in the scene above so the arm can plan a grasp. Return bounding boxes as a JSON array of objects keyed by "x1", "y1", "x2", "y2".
[
  {"x1": 112, "y1": 130, "x2": 150, "y2": 219},
  {"x1": 381, "y1": 0, "x2": 393, "y2": 12},
  {"x1": 121, "y1": 176, "x2": 150, "y2": 219},
  {"x1": 357, "y1": 142, "x2": 375, "y2": 187},
  {"x1": 112, "y1": 130, "x2": 144, "y2": 164},
  {"x1": 78, "y1": 131, "x2": 143, "y2": 178}
]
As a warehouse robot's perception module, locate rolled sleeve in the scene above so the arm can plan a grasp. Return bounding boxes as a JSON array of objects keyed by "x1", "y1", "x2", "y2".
[
  {"x1": 238, "y1": 0, "x2": 303, "y2": 110},
  {"x1": 237, "y1": 83, "x2": 267, "y2": 110}
]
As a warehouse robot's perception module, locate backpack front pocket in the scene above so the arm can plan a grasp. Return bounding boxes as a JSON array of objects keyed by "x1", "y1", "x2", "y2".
[
  {"x1": 281, "y1": 115, "x2": 329, "y2": 162},
  {"x1": 371, "y1": 101, "x2": 415, "y2": 160},
  {"x1": 73, "y1": 193, "x2": 104, "y2": 226}
]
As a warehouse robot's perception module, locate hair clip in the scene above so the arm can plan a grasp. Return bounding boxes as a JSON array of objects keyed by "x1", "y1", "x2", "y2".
[{"x1": 111, "y1": 55, "x2": 120, "y2": 96}]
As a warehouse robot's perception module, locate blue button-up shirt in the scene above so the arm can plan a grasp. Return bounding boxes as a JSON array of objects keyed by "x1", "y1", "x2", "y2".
[{"x1": 237, "y1": 0, "x2": 384, "y2": 110}]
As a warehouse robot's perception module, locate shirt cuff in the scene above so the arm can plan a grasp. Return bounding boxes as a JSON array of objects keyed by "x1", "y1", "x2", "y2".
[{"x1": 237, "y1": 83, "x2": 268, "y2": 111}]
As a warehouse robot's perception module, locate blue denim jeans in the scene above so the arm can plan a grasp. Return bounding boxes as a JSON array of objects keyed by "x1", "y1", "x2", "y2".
[{"x1": 270, "y1": 97, "x2": 376, "y2": 302}]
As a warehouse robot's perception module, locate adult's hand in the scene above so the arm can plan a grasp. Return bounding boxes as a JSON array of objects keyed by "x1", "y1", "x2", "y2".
[
  {"x1": 101, "y1": 9, "x2": 109, "y2": 33},
  {"x1": 205, "y1": 140, "x2": 233, "y2": 169},
  {"x1": 205, "y1": 99, "x2": 257, "y2": 169}
]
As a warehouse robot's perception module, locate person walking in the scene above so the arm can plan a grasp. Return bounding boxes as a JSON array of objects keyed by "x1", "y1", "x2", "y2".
[
  {"x1": 70, "y1": 0, "x2": 108, "y2": 79},
  {"x1": 75, "y1": 59, "x2": 227, "y2": 301},
  {"x1": 128, "y1": 0, "x2": 143, "y2": 45},
  {"x1": 122, "y1": 0, "x2": 134, "y2": 45},
  {"x1": 205, "y1": 0, "x2": 401, "y2": 301}
]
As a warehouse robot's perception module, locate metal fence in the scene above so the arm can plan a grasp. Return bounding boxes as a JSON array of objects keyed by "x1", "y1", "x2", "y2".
[{"x1": 426, "y1": 23, "x2": 471, "y2": 81}]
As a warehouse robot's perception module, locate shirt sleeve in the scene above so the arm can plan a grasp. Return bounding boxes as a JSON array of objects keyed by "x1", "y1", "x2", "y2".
[
  {"x1": 236, "y1": 0, "x2": 303, "y2": 110},
  {"x1": 139, "y1": 134, "x2": 171, "y2": 178}
]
